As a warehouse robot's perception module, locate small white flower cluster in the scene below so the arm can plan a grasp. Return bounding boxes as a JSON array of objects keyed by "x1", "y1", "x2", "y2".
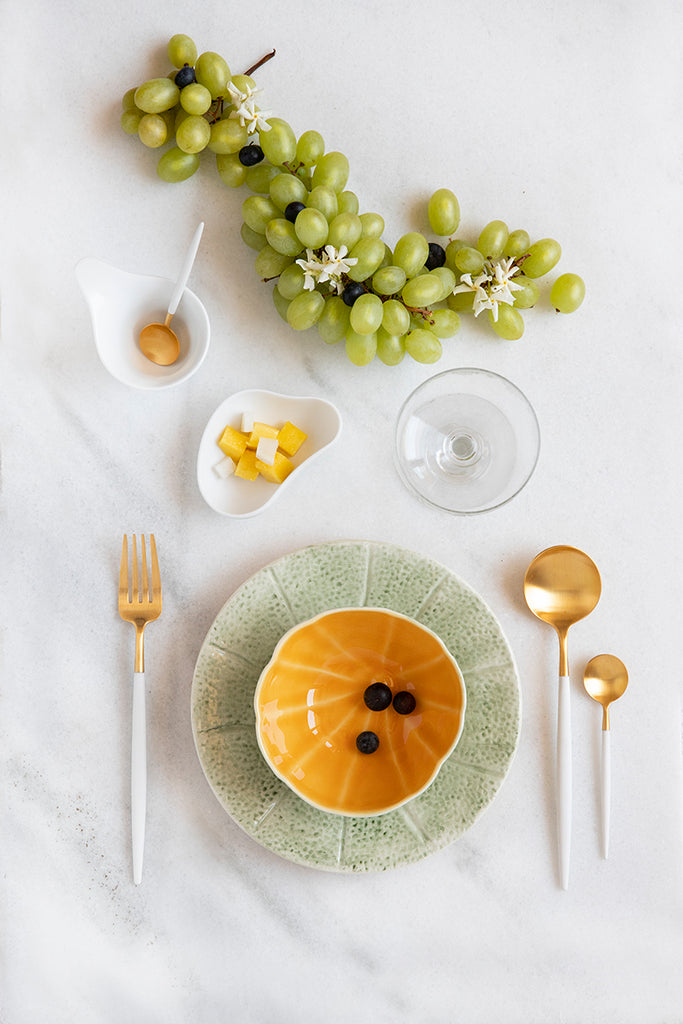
[
  {"x1": 452, "y1": 256, "x2": 523, "y2": 321},
  {"x1": 227, "y1": 81, "x2": 272, "y2": 133},
  {"x1": 296, "y1": 245, "x2": 358, "y2": 295}
]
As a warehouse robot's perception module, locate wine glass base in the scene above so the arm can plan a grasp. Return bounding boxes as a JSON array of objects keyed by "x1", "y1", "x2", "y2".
[{"x1": 395, "y1": 368, "x2": 540, "y2": 514}]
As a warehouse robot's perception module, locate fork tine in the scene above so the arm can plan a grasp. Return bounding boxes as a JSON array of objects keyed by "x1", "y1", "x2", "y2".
[
  {"x1": 141, "y1": 534, "x2": 149, "y2": 602},
  {"x1": 132, "y1": 533, "x2": 139, "y2": 603},
  {"x1": 149, "y1": 534, "x2": 161, "y2": 601},
  {"x1": 119, "y1": 535, "x2": 129, "y2": 601}
]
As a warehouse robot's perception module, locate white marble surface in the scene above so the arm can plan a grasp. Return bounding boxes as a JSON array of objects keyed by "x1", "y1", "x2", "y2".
[{"x1": 2, "y1": 1, "x2": 683, "y2": 1020}]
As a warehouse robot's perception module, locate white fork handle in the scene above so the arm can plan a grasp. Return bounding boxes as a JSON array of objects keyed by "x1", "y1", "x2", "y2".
[
  {"x1": 131, "y1": 671, "x2": 147, "y2": 885},
  {"x1": 601, "y1": 729, "x2": 611, "y2": 859},
  {"x1": 557, "y1": 674, "x2": 572, "y2": 890}
]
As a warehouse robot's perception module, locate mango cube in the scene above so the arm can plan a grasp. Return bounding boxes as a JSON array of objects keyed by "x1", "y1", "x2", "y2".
[
  {"x1": 247, "y1": 421, "x2": 279, "y2": 448},
  {"x1": 256, "y1": 450, "x2": 294, "y2": 484},
  {"x1": 234, "y1": 448, "x2": 259, "y2": 481},
  {"x1": 218, "y1": 425, "x2": 249, "y2": 461},
  {"x1": 277, "y1": 420, "x2": 308, "y2": 456}
]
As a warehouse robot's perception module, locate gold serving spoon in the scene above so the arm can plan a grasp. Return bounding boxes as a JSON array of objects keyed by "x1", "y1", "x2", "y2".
[
  {"x1": 583, "y1": 654, "x2": 628, "y2": 859},
  {"x1": 523, "y1": 545, "x2": 602, "y2": 889},
  {"x1": 139, "y1": 221, "x2": 204, "y2": 365}
]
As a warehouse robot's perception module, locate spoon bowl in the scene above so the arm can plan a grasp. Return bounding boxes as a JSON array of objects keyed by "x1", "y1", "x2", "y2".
[
  {"x1": 583, "y1": 654, "x2": 628, "y2": 858},
  {"x1": 523, "y1": 544, "x2": 602, "y2": 889}
]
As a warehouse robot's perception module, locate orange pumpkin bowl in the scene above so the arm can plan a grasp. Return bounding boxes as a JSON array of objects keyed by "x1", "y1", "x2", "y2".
[{"x1": 253, "y1": 608, "x2": 466, "y2": 816}]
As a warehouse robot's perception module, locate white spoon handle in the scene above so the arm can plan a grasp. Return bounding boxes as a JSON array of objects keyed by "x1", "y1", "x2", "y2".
[
  {"x1": 131, "y1": 671, "x2": 147, "y2": 885},
  {"x1": 557, "y1": 674, "x2": 572, "y2": 890},
  {"x1": 167, "y1": 221, "x2": 204, "y2": 316},
  {"x1": 601, "y1": 728, "x2": 611, "y2": 859}
]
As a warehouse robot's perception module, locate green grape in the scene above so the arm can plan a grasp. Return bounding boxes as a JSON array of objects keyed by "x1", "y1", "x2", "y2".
[
  {"x1": 447, "y1": 290, "x2": 474, "y2": 314},
  {"x1": 180, "y1": 82, "x2": 212, "y2": 115},
  {"x1": 327, "y1": 212, "x2": 362, "y2": 251},
  {"x1": 306, "y1": 185, "x2": 338, "y2": 222},
  {"x1": 346, "y1": 237, "x2": 385, "y2": 282},
  {"x1": 259, "y1": 117, "x2": 296, "y2": 165},
  {"x1": 401, "y1": 273, "x2": 442, "y2": 309},
  {"x1": 176, "y1": 114, "x2": 211, "y2": 154},
  {"x1": 427, "y1": 188, "x2": 460, "y2": 236},
  {"x1": 229, "y1": 73, "x2": 256, "y2": 94},
  {"x1": 168, "y1": 34, "x2": 197, "y2": 68},
  {"x1": 345, "y1": 329, "x2": 377, "y2": 366},
  {"x1": 429, "y1": 265, "x2": 456, "y2": 300},
  {"x1": 376, "y1": 328, "x2": 405, "y2": 366},
  {"x1": 216, "y1": 152, "x2": 247, "y2": 187},
  {"x1": 504, "y1": 229, "x2": 531, "y2": 258},
  {"x1": 372, "y1": 265, "x2": 406, "y2": 296},
  {"x1": 429, "y1": 308, "x2": 460, "y2": 338},
  {"x1": 444, "y1": 238, "x2": 468, "y2": 271},
  {"x1": 157, "y1": 147, "x2": 200, "y2": 183},
  {"x1": 287, "y1": 290, "x2": 325, "y2": 330},
  {"x1": 550, "y1": 273, "x2": 585, "y2": 313},
  {"x1": 349, "y1": 292, "x2": 383, "y2": 335},
  {"x1": 241, "y1": 223, "x2": 267, "y2": 251},
  {"x1": 521, "y1": 238, "x2": 561, "y2": 278},
  {"x1": 175, "y1": 107, "x2": 190, "y2": 130},
  {"x1": 195, "y1": 51, "x2": 230, "y2": 98},
  {"x1": 477, "y1": 220, "x2": 509, "y2": 258},
  {"x1": 405, "y1": 328, "x2": 442, "y2": 363},
  {"x1": 121, "y1": 109, "x2": 143, "y2": 134},
  {"x1": 122, "y1": 88, "x2": 139, "y2": 111},
  {"x1": 378, "y1": 244, "x2": 393, "y2": 270},
  {"x1": 255, "y1": 244, "x2": 293, "y2": 278},
  {"x1": 137, "y1": 113, "x2": 168, "y2": 148},
  {"x1": 382, "y1": 298, "x2": 410, "y2": 336},
  {"x1": 245, "y1": 163, "x2": 279, "y2": 193},
  {"x1": 359, "y1": 212, "x2": 385, "y2": 238},
  {"x1": 269, "y1": 172, "x2": 308, "y2": 211},
  {"x1": 337, "y1": 190, "x2": 359, "y2": 214},
  {"x1": 277, "y1": 262, "x2": 308, "y2": 299},
  {"x1": 265, "y1": 218, "x2": 304, "y2": 257},
  {"x1": 454, "y1": 246, "x2": 485, "y2": 274},
  {"x1": 294, "y1": 208, "x2": 329, "y2": 248},
  {"x1": 393, "y1": 232, "x2": 429, "y2": 278},
  {"x1": 295, "y1": 129, "x2": 325, "y2": 167},
  {"x1": 134, "y1": 77, "x2": 180, "y2": 113},
  {"x1": 317, "y1": 295, "x2": 350, "y2": 344},
  {"x1": 208, "y1": 118, "x2": 248, "y2": 154},
  {"x1": 511, "y1": 276, "x2": 539, "y2": 309},
  {"x1": 242, "y1": 195, "x2": 281, "y2": 234},
  {"x1": 272, "y1": 285, "x2": 290, "y2": 322},
  {"x1": 311, "y1": 151, "x2": 349, "y2": 193},
  {"x1": 488, "y1": 305, "x2": 524, "y2": 340}
]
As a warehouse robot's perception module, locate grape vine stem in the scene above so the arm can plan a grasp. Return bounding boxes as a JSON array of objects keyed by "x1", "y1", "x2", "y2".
[{"x1": 244, "y1": 49, "x2": 276, "y2": 76}]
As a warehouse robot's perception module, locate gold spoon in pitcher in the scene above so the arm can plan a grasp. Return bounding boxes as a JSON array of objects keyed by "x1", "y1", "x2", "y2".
[
  {"x1": 139, "y1": 221, "x2": 204, "y2": 365},
  {"x1": 583, "y1": 654, "x2": 628, "y2": 859},
  {"x1": 523, "y1": 545, "x2": 602, "y2": 889}
]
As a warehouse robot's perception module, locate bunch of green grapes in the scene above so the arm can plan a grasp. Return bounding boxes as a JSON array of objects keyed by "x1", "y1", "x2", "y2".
[{"x1": 121, "y1": 34, "x2": 584, "y2": 366}]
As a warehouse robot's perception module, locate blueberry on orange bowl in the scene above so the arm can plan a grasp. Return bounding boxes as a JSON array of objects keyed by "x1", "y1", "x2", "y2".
[{"x1": 253, "y1": 608, "x2": 466, "y2": 816}]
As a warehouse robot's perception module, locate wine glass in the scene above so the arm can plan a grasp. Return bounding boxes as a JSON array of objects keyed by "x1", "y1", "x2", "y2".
[{"x1": 394, "y1": 367, "x2": 540, "y2": 514}]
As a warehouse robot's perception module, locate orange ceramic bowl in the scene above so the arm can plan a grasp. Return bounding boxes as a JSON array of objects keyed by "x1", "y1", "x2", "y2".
[{"x1": 254, "y1": 608, "x2": 466, "y2": 816}]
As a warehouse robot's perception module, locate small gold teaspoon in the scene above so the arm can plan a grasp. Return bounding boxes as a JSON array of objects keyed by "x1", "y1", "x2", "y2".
[{"x1": 583, "y1": 654, "x2": 628, "y2": 859}]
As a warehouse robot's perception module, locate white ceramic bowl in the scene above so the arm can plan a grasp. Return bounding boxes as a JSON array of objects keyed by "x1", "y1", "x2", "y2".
[
  {"x1": 75, "y1": 257, "x2": 210, "y2": 390},
  {"x1": 196, "y1": 389, "x2": 342, "y2": 517}
]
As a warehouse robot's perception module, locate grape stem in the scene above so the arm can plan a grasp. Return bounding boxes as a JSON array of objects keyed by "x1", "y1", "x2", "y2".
[{"x1": 244, "y1": 49, "x2": 276, "y2": 76}]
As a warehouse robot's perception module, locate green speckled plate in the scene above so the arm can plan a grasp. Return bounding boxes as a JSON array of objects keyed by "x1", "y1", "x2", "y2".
[{"x1": 191, "y1": 541, "x2": 520, "y2": 872}]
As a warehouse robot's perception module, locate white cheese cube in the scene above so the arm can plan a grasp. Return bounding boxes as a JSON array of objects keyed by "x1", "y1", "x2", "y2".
[
  {"x1": 213, "y1": 455, "x2": 236, "y2": 478},
  {"x1": 240, "y1": 410, "x2": 255, "y2": 433},
  {"x1": 255, "y1": 436, "x2": 278, "y2": 466}
]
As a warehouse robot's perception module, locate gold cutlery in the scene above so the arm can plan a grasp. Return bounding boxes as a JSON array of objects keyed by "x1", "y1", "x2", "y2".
[
  {"x1": 524, "y1": 545, "x2": 601, "y2": 889},
  {"x1": 118, "y1": 533, "x2": 162, "y2": 884},
  {"x1": 583, "y1": 654, "x2": 628, "y2": 859}
]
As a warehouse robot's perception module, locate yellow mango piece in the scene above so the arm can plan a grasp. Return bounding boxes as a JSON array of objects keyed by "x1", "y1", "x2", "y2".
[
  {"x1": 218, "y1": 425, "x2": 249, "y2": 461},
  {"x1": 234, "y1": 448, "x2": 259, "y2": 481},
  {"x1": 256, "y1": 450, "x2": 294, "y2": 483},
  {"x1": 277, "y1": 420, "x2": 308, "y2": 456},
  {"x1": 247, "y1": 421, "x2": 279, "y2": 448}
]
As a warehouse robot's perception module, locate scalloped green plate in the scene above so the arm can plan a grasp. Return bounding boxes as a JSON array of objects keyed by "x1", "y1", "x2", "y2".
[{"x1": 191, "y1": 541, "x2": 521, "y2": 872}]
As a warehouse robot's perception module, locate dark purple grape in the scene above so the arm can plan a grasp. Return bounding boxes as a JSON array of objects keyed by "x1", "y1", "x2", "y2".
[
  {"x1": 174, "y1": 66, "x2": 197, "y2": 89},
  {"x1": 284, "y1": 200, "x2": 306, "y2": 222},
  {"x1": 342, "y1": 281, "x2": 365, "y2": 306},
  {"x1": 239, "y1": 144, "x2": 265, "y2": 167},
  {"x1": 393, "y1": 691, "x2": 416, "y2": 715},
  {"x1": 356, "y1": 731, "x2": 380, "y2": 754},
  {"x1": 364, "y1": 682, "x2": 392, "y2": 711},
  {"x1": 425, "y1": 242, "x2": 446, "y2": 269}
]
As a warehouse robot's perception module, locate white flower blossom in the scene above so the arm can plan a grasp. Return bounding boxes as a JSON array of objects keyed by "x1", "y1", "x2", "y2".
[
  {"x1": 295, "y1": 245, "x2": 358, "y2": 295},
  {"x1": 452, "y1": 256, "x2": 523, "y2": 321},
  {"x1": 226, "y1": 81, "x2": 272, "y2": 132}
]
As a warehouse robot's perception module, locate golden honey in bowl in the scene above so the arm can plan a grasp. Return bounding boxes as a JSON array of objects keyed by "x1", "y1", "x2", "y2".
[{"x1": 254, "y1": 608, "x2": 466, "y2": 816}]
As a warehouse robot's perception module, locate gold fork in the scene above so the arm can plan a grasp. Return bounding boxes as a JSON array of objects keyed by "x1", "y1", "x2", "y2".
[{"x1": 118, "y1": 533, "x2": 162, "y2": 885}]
